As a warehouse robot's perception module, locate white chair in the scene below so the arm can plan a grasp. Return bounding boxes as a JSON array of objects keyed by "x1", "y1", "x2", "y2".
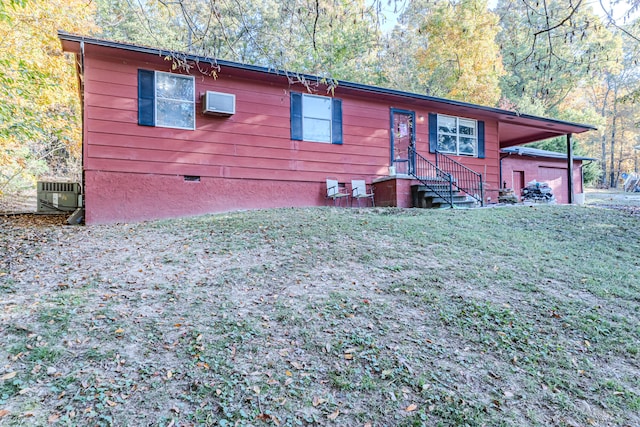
[
  {"x1": 326, "y1": 178, "x2": 349, "y2": 206},
  {"x1": 351, "y1": 180, "x2": 375, "y2": 207}
]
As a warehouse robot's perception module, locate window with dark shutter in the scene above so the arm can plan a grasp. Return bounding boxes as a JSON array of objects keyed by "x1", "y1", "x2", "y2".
[
  {"x1": 290, "y1": 92, "x2": 343, "y2": 144},
  {"x1": 138, "y1": 69, "x2": 195, "y2": 130},
  {"x1": 430, "y1": 113, "x2": 484, "y2": 158}
]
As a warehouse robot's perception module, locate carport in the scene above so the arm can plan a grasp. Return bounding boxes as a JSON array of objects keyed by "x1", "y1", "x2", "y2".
[{"x1": 500, "y1": 146, "x2": 596, "y2": 204}]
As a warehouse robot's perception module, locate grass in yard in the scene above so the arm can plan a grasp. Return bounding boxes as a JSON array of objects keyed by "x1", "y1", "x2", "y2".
[{"x1": 0, "y1": 203, "x2": 639, "y2": 426}]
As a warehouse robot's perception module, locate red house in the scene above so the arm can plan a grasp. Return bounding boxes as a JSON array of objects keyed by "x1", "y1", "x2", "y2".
[
  {"x1": 501, "y1": 146, "x2": 596, "y2": 204},
  {"x1": 58, "y1": 32, "x2": 595, "y2": 224}
]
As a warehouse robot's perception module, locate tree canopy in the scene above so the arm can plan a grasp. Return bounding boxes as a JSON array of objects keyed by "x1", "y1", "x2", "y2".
[
  {"x1": 0, "y1": 0, "x2": 96, "y2": 196},
  {"x1": 0, "y1": 0, "x2": 639, "y2": 198}
]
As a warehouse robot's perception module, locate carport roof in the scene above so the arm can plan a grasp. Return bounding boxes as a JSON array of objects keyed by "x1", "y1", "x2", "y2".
[
  {"x1": 58, "y1": 31, "x2": 597, "y2": 148},
  {"x1": 501, "y1": 146, "x2": 597, "y2": 161}
]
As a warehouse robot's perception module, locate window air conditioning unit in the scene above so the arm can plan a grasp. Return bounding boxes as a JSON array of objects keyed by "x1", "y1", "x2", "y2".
[
  {"x1": 202, "y1": 91, "x2": 235, "y2": 116},
  {"x1": 37, "y1": 181, "x2": 82, "y2": 213}
]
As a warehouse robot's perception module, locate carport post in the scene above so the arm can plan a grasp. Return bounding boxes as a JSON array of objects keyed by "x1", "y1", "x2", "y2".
[{"x1": 567, "y1": 133, "x2": 574, "y2": 204}]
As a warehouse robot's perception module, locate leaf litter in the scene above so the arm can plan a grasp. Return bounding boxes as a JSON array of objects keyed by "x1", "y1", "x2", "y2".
[{"x1": 0, "y1": 205, "x2": 639, "y2": 426}]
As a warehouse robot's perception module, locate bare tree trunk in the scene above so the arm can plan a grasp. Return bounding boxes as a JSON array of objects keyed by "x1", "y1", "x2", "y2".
[
  {"x1": 599, "y1": 82, "x2": 611, "y2": 186},
  {"x1": 609, "y1": 117, "x2": 617, "y2": 188},
  {"x1": 609, "y1": 85, "x2": 618, "y2": 188},
  {"x1": 601, "y1": 133, "x2": 608, "y2": 186}
]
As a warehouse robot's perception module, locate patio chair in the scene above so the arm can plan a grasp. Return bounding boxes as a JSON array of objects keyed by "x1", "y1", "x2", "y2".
[
  {"x1": 326, "y1": 178, "x2": 350, "y2": 206},
  {"x1": 351, "y1": 180, "x2": 375, "y2": 207}
]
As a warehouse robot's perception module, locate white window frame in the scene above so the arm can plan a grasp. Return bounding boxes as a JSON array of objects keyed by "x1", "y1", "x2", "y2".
[
  {"x1": 155, "y1": 71, "x2": 195, "y2": 130},
  {"x1": 437, "y1": 114, "x2": 477, "y2": 157},
  {"x1": 302, "y1": 93, "x2": 332, "y2": 143}
]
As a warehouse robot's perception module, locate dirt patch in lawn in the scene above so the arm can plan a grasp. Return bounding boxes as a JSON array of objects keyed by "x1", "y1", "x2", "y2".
[{"x1": 1, "y1": 206, "x2": 639, "y2": 426}]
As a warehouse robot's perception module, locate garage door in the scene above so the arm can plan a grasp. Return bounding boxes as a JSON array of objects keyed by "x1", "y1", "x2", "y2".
[{"x1": 538, "y1": 166, "x2": 567, "y2": 203}]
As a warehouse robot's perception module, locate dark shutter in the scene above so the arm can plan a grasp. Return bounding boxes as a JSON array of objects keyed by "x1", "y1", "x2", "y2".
[
  {"x1": 477, "y1": 120, "x2": 485, "y2": 159},
  {"x1": 290, "y1": 92, "x2": 303, "y2": 141},
  {"x1": 428, "y1": 113, "x2": 437, "y2": 153},
  {"x1": 331, "y1": 98, "x2": 343, "y2": 145},
  {"x1": 138, "y1": 69, "x2": 155, "y2": 126}
]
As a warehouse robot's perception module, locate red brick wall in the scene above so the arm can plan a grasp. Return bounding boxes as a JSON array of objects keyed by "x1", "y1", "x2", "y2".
[{"x1": 372, "y1": 177, "x2": 417, "y2": 208}]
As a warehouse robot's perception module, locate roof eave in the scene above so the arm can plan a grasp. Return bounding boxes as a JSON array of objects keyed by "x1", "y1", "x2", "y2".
[{"x1": 58, "y1": 30, "x2": 597, "y2": 134}]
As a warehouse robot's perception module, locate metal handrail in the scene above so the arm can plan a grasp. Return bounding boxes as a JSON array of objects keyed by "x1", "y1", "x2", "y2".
[
  {"x1": 435, "y1": 150, "x2": 484, "y2": 205},
  {"x1": 408, "y1": 146, "x2": 454, "y2": 207}
]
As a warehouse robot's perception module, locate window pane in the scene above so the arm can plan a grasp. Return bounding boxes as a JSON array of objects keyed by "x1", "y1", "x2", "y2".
[
  {"x1": 303, "y1": 117, "x2": 331, "y2": 142},
  {"x1": 303, "y1": 95, "x2": 332, "y2": 120},
  {"x1": 437, "y1": 134, "x2": 456, "y2": 153},
  {"x1": 459, "y1": 137, "x2": 476, "y2": 155},
  {"x1": 157, "y1": 99, "x2": 195, "y2": 129},
  {"x1": 156, "y1": 73, "x2": 194, "y2": 101},
  {"x1": 459, "y1": 119, "x2": 476, "y2": 136},
  {"x1": 438, "y1": 115, "x2": 456, "y2": 134}
]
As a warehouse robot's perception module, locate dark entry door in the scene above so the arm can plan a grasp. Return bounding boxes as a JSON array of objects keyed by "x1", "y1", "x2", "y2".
[{"x1": 391, "y1": 109, "x2": 415, "y2": 175}]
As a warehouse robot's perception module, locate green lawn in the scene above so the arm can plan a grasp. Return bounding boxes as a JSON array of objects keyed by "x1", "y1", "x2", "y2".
[{"x1": 1, "y1": 203, "x2": 639, "y2": 426}]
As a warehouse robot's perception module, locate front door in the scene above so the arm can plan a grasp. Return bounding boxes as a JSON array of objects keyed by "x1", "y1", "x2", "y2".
[{"x1": 390, "y1": 109, "x2": 415, "y2": 175}]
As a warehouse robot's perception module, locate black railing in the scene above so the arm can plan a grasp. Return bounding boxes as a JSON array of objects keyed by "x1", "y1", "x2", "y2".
[
  {"x1": 408, "y1": 146, "x2": 455, "y2": 207},
  {"x1": 435, "y1": 151, "x2": 484, "y2": 205}
]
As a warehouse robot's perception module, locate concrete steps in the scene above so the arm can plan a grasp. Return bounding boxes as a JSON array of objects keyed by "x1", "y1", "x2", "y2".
[{"x1": 411, "y1": 184, "x2": 476, "y2": 209}]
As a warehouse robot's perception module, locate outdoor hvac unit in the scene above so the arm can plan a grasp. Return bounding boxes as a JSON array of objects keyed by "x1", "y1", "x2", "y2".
[
  {"x1": 202, "y1": 91, "x2": 235, "y2": 116},
  {"x1": 37, "y1": 182, "x2": 82, "y2": 213}
]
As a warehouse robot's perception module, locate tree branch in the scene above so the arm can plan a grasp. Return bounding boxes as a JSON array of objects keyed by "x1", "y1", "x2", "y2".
[
  {"x1": 599, "y1": 0, "x2": 640, "y2": 43},
  {"x1": 533, "y1": 0, "x2": 584, "y2": 37},
  {"x1": 312, "y1": 0, "x2": 319, "y2": 52}
]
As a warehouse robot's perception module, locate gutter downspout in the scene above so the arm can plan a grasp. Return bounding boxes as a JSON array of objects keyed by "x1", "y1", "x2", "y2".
[
  {"x1": 73, "y1": 40, "x2": 86, "y2": 223},
  {"x1": 80, "y1": 40, "x2": 85, "y2": 208}
]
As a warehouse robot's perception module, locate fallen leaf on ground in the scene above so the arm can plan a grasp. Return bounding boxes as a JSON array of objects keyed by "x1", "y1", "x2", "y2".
[
  {"x1": 328, "y1": 410, "x2": 339, "y2": 420},
  {"x1": 312, "y1": 396, "x2": 326, "y2": 407},
  {"x1": 0, "y1": 410, "x2": 9, "y2": 418},
  {"x1": 405, "y1": 403, "x2": 417, "y2": 412},
  {"x1": 1, "y1": 372, "x2": 17, "y2": 380},
  {"x1": 256, "y1": 413, "x2": 280, "y2": 425},
  {"x1": 48, "y1": 413, "x2": 60, "y2": 423}
]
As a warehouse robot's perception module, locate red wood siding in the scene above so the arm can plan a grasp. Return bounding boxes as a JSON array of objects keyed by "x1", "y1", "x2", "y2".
[
  {"x1": 501, "y1": 155, "x2": 585, "y2": 204},
  {"x1": 80, "y1": 52, "x2": 503, "y2": 223}
]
